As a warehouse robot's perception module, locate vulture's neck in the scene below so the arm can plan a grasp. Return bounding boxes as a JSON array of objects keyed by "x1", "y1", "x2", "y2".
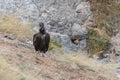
[{"x1": 39, "y1": 31, "x2": 46, "y2": 34}]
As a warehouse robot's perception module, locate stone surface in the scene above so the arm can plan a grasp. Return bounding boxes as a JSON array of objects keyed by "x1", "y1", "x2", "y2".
[
  {"x1": 0, "y1": 0, "x2": 92, "y2": 52},
  {"x1": 71, "y1": 23, "x2": 88, "y2": 36}
]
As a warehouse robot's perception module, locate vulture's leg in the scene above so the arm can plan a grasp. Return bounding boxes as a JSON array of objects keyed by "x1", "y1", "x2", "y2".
[
  {"x1": 41, "y1": 52, "x2": 47, "y2": 57},
  {"x1": 35, "y1": 51, "x2": 42, "y2": 60},
  {"x1": 37, "y1": 51, "x2": 39, "y2": 54},
  {"x1": 38, "y1": 51, "x2": 46, "y2": 57},
  {"x1": 39, "y1": 51, "x2": 43, "y2": 57}
]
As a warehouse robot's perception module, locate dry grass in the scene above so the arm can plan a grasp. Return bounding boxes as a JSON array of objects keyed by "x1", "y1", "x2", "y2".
[
  {"x1": 0, "y1": 56, "x2": 36, "y2": 80},
  {"x1": 0, "y1": 43, "x2": 37, "y2": 80},
  {"x1": 57, "y1": 53, "x2": 118, "y2": 80},
  {"x1": 0, "y1": 14, "x2": 33, "y2": 41},
  {"x1": 86, "y1": 0, "x2": 120, "y2": 55},
  {"x1": 0, "y1": 35, "x2": 118, "y2": 80},
  {"x1": 87, "y1": 28, "x2": 110, "y2": 55},
  {"x1": 88, "y1": 0, "x2": 120, "y2": 36},
  {"x1": 87, "y1": 27, "x2": 110, "y2": 39},
  {"x1": 0, "y1": 14, "x2": 36, "y2": 79}
]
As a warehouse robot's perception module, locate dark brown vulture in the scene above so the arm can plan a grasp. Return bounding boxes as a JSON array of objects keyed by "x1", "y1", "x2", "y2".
[{"x1": 33, "y1": 22, "x2": 50, "y2": 56}]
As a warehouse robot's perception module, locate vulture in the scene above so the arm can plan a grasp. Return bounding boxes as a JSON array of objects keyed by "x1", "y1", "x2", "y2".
[{"x1": 33, "y1": 22, "x2": 50, "y2": 56}]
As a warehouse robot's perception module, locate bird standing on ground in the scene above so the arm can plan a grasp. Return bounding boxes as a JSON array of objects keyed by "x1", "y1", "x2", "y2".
[{"x1": 33, "y1": 22, "x2": 50, "y2": 57}]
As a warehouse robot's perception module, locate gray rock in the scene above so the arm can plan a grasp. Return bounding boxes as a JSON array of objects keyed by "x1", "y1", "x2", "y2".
[
  {"x1": 0, "y1": 0, "x2": 93, "y2": 53},
  {"x1": 71, "y1": 23, "x2": 88, "y2": 36},
  {"x1": 75, "y1": 2, "x2": 92, "y2": 23},
  {"x1": 49, "y1": 31, "x2": 87, "y2": 52}
]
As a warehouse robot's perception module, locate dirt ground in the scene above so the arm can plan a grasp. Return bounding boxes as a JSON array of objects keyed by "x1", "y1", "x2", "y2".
[{"x1": 0, "y1": 32, "x2": 118, "y2": 80}]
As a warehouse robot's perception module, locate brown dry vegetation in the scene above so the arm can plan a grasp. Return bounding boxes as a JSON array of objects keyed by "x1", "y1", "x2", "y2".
[
  {"x1": 87, "y1": 0, "x2": 120, "y2": 55},
  {"x1": 0, "y1": 32, "x2": 118, "y2": 80},
  {"x1": 0, "y1": 14, "x2": 33, "y2": 41},
  {"x1": 88, "y1": 0, "x2": 119, "y2": 36},
  {"x1": 0, "y1": 40, "x2": 118, "y2": 80}
]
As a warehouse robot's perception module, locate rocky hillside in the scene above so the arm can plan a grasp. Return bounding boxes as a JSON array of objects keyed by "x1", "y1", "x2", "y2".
[
  {"x1": 0, "y1": 31, "x2": 118, "y2": 80},
  {"x1": 0, "y1": 0, "x2": 120, "y2": 80},
  {"x1": 0, "y1": 0, "x2": 91, "y2": 53}
]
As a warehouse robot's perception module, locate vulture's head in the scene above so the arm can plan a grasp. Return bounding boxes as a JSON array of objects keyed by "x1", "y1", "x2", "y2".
[{"x1": 39, "y1": 22, "x2": 46, "y2": 34}]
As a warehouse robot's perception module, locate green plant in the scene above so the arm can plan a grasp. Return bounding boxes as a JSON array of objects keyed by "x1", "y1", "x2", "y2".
[
  {"x1": 50, "y1": 39, "x2": 62, "y2": 47},
  {"x1": 19, "y1": 64, "x2": 27, "y2": 71},
  {"x1": 48, "y1": 45, "x2": 55, "y2": 51},
  {"x1": 48, "y1": 39, "x2": 62, "y2": 51},
  {"x1": 87, "y1": 29, "x2": 110, "y2": 56},
  {"x1": 86, "y1": 0, "x2": 120, "y2": 56},
  {"x1": 20, "y1": 77, "x2": 27, "y2": 80}
]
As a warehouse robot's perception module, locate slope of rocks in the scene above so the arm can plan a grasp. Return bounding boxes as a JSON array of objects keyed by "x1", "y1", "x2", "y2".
[{"x1": 0, "y1": 0, "x2": 93, "y2": 52}]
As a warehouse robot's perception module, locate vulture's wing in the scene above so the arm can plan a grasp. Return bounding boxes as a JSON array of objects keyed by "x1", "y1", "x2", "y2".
[
  {"x1": 33, "y1": 33, "x2": 37, "y2": 45},
  {"x1": 33, "y1": 33, "x2": 41, "y2": 48},
  {"x1": 45, "y1": 33, "x2": 50, "y2": 51}
]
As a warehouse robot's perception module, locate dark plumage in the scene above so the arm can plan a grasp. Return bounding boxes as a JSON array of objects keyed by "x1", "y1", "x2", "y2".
[{"x1": 33, "y1": 22, "x2": 50, "y2": 54}]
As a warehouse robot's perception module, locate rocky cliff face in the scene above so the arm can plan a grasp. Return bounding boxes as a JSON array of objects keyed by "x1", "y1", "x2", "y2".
[{"x1": 0, "y1": 0, "x2": 93, "y2": 53}]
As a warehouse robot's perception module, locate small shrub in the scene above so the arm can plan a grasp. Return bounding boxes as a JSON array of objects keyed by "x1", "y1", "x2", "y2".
[
  {"x1": 48, "y1": 39, "x2": 62, "y2": 51},
  {"x1": 87, "y1": 29, "x2": 110, "y2": 56},
  {"x1": 48, "y1": 45, "x2": 55, "y2": 51},
  {"x1": 50, "y1": 39, "x2": 62, "y2": 47},
  {"x1": 87, "y1": 0, "x2": 120, "y2": 56}
]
